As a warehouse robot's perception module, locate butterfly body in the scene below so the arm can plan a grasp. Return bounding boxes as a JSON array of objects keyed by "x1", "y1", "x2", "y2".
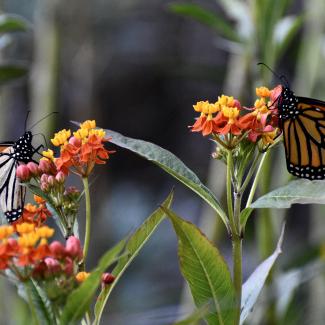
[
  {"x1": 278, "y1": 87, "x2": 325, "y2": 180},
  {"x1": 0, "y1": 131, "x2": 38, "y2": 223}
]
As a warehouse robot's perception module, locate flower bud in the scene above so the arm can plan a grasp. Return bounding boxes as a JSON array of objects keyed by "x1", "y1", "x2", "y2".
[
  {"x1": 76, "y1": 271, "x2": 90, "y2": 283},
  {"x1": 49, "y1": 241, "x2": 66, "y2": 258},
  {"x1": 65, "y1": 236, "x2": 82, "y2": 259},
  {"x1": 40, "y1": 182, "x2": 50, "y2": 192},
  {"x1": 63, "y1": 257, "x2": 74, "y2": 276},
  {"x1": 101, "y1": 272, "x2": 115, "y2": 285},
  {"x1": 38, "y1": 159, "x2": 52, "y2": 174},
  {"x1": 47, "y1": 175, "x2": 56, "y2": 187},
  {"x1": 69, "y1": 136, "x2": 81, "y2": 147},
  {"x1": 44, "y1": 257, "x2": 61, "y2": 273},
  {"x1": 27, "y1": 162, "x2": 39, "y2": 176},
  {"x1": 55, "y1": 171, "x2": 65, "y2": 184},
  {"x1": 40, "y1": 174, "x2": 48, "y2": 183},
  {"x1": 16, "y1": 165, "x2": 30, "y2": 181}
]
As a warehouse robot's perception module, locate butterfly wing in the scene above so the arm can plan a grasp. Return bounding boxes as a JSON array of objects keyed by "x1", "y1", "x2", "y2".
[
  {"x1": 282, "y1": 97, "x2": 325, "y2": 179},
  {"x1": 0, "y1": 147, "x2": 25, "y2": 223}
]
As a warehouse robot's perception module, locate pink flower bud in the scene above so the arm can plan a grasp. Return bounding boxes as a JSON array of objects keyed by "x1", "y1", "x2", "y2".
[
  {"x1": 27, "y1": 162, "x2": 39, "y2": 176},
  {"x1": 55, "y1": 171, "x2": 65, "y2": 184},
  {"x1": 47, "y1": 175, "x2": 56, "y2": 186},
  {"x1": 101, "y1": 272, "x2": 115, "y2": 285},
  {"x1": 49, "y1": 241, "x2": 66, "y2": 258},
  {"x1": 44, "y1": 257, "x2": 61, "y2": 273},
  {"x1": 40, "y1": 182, "x2": 50, "y2": 192},
  {"x1": 65, "y1": 236, "x2": 82, "y2": 259},
  {"x1": 69, "y1": 136, "x2": 81, "y2": 147},
  {"x1": 64, "y1": 257, "x2": 74, "y2": 276},
  {"x1": 40, "y1": 174, "x2": 48, "y2": 183},
  {"x1": 7, "y1": 238, "x2": 18, "y2": 248},
  {"x1": 38, "y1": 159, "x2": 51, "y2": 173},
  {"x1": 16, "y1": 164, "x2": 30, "y2": 181}
]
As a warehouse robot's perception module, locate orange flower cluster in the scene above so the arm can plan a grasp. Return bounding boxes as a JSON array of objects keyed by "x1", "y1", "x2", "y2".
[
  {"x1": 0, "y1": 221, "x2": 83, "y2": 281},
  {"x1": 16, "y1": 195, "x2": 51, "y2": 227},
  {"x1": 48, "y1": 120, "x2": 115, "y2": 176},
  {"x1": 0, "y1": 223, "x2": 53, "y2": 270},
  {"x1": 190, "y1": 86, "x2": 282, "y2": 146}
]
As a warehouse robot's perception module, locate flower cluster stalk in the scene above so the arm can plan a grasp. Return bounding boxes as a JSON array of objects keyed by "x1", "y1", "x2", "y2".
[
  {"x1": 226, "y1": 149, "x2": 242, "y2": 323},
  {"x1": 82, "y1": 176, "x2": 91, "y2": 265}
]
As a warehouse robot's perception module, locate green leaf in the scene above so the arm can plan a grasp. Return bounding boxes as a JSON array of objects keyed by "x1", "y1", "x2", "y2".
[
  {"x1": 250, "y1": 179, "x2": 325, "y2": 209},
  {"x1": 104, "y1": 128, "x2": 228, "y2": 229},
  {"x1": 169, "y1": 3, "x2": 240, "y2": 42},
  {"x1": 173, "y1": 305, "x2": 210, "y2": 325},
  {"x1": 275, "y1": 260, "x2": 325, "y2": 318},
  {"x1": 0, "y1": 14, "x2": 29, "y2": 33},
  {"x1": 20, "y1": 279, "x2": 55, "y2": 325},
  {"x1": 60, "y1": 239, "x2": 126, "y2": 325},
  {"x1": 164, "y1": 208, "x2": 236, "y2": 325},
  {"x1": 94, "y1": 190, "x2": 174, "y2": 324},
  {"x1": 240, "y1": 223, "x2": 285, "y2": 324},
  {"x1": 0, "y1": 64, "x2": 28, "y2": 85},
  {"x1": 239, "y1": 207, "x2": 253, "y2": 229}
]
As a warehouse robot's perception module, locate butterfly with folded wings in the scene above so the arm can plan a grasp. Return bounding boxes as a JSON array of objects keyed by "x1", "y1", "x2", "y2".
[{"x1": 0, "y1": 131, "x2": 41, "y2": 223}]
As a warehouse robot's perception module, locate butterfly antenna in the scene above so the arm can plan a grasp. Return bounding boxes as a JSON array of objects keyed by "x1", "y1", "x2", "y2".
[
  {"x1": 28, "y1": 112, "x2": 58, "y2": 131},
  {"x1": 257, "y1": 62, "x2": 284, "y2": 82},
  {"x1": 33, "y1": 132, "x2": 48, "y2": 148},
  {"x1": 24, "y1": 110, "x2": 30, "y2": 132}
]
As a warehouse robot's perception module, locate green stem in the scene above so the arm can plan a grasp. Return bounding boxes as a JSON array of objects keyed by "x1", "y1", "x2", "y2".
[
  {"x1": 245, "y1": 151, "x2": 269, "y2": 208},
  {"x1": 240, "y1": 151, "x2": 261, "y2": 194},
  {"x1": 82, "y1": 176, "x2": 91, "y2": 266},
  {"x1": 226, "y1": 150, "x2": 242, "y2": 324},
  {"x1": 233, "y1": 236, "x2": 242, "y2": 324},
  {"x1": 226, "y1": 150, "x2": 235, "y2": 235}
]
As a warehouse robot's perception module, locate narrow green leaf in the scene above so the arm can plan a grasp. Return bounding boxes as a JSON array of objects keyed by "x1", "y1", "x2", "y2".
[
  {"x1": 0, "y1": 64, "x2": 28, "y2": 85},
  {"x1": 164, "y1": 208, "x2": 236, "y2": 325},
  {"x1": 240, "y1": 224, "x2": 285, "y2": 324},
  {"x1": 250, "y1": 179, "x2": 325, "y2": 209},
  {"x1": 239, "y1": 207, "x2": 253, "y2": 229},
  {"x1": 94, "y1": 190, "x2": 174, "y2": 324},
  {"x1": 20, "y1": 279, "x2": 55, "y2": 325},
  {"x1": 104, "y1": 128, "x2": 228, "y2": 229},
  {"x1": 60, "y1": 239, "x2": 126, "y2": 325},
  {"x1": 0, "y1": 14, "x2": 29, "y2": 33},
  {"x1": 169, "y1": 3, "x2": 240, "y2": 42},
  {"x1": 173, "y1": 305, "x2": 210, "y2": 325}
]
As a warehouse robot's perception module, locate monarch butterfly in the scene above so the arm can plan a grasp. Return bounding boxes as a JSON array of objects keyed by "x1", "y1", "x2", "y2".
[
  {"x1": 258, "y1": 63, "x2": 325, "y2": 180},
  {"x1": 0, "y1": 131, "x2": 41, "y2": 223},
  {"x1": 277, "y1": 86, "x2": 325, "y2": 180}
]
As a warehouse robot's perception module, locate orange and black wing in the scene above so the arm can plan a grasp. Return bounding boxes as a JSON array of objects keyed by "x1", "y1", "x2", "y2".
[{"x1": 282, "y1": 97, "x2": 325, "y2": 179}]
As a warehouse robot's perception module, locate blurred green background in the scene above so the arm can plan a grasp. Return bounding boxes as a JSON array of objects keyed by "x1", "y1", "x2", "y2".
[{"x1": 0, "y1": 0, "x2": 325, "y2": 324}]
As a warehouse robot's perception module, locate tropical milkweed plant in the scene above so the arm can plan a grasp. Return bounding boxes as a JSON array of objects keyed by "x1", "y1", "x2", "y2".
[
  {"x1": 104, "y1": 85, "x2": 325, "y2": 325},
  {"x1": 0, "y1": 120, "x2": 174, "y2": 325}
]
